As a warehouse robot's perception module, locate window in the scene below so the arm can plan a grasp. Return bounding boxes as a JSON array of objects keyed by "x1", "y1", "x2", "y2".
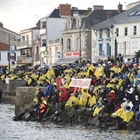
[
  {"x1": 134, "y1": 26, "x2": 137, "y2": 35},
  {"x1": 22, "y1": 36, "x2": 25, "y2": 41},
  {"x1": 42, "y1": 22, "x2": 46, "y2": 29},
  {"x1": 99, "y1": 29, "x2": 103, "y2": 38},
  {"x1": 99, "y1": 44, "x2": 103, "y2": 56},
  {"x1": 129, "y1": 11, "x2": 137, "y2": 16},
  {"x1": 116, "y1": 28, "x2": 119, "y2": 36},
  {"x1": 124, "y1": 27, "x2": 128, "y2": 36},
  {"x1": 36, "y1": 46, "x2": 39, "y2": 54},
  {"x1": 106, "y1": 29, "x2": 110, "y2": 37},
  {"x1": 67, "y1": 39, "x2": 71, "y2": 51},
  {"x1": 42, "y1": 39, "x2": 46, "y2": 46},
  {"x1": 135, "y1": 11, "x2": 140, "y2": 16}
]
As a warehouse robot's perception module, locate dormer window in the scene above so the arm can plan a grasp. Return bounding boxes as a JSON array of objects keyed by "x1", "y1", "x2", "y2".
[{"x1": 67, "y1": 18, "x2": 71, "y2": 30}]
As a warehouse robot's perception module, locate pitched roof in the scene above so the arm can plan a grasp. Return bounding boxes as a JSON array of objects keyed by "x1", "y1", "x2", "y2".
[
  {"x1": 92, "y1": 4, "x2": 140, "y2": 30},
  {"x1": 20, "y1": 26, "x2": 40, "y2": 32},
  {"x1": 0, "y1": 24, "x2": 20, "y2": 36},
  {"x1": 49, "y1": 9, "x2": 91, "y2": 18},
  {"x1": 85, "y1": 9, "x2": 122, "y2": 28}
]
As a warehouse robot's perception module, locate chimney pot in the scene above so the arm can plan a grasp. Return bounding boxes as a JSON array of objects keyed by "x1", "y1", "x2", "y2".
[
  {"x1": 88, "y1": 7, "x2": 92, "y2": 11},
  {"x1": 0, "y1": 22, "x2": 3, "y2": 28},
  {"x1": 118, "y1": 2, "x2": 123, "y2": 13}
]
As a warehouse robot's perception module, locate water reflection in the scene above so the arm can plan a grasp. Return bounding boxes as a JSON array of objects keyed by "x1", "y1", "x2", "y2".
[{"x1": 0, "y1": 104, "x2": 139, "y2": 140}]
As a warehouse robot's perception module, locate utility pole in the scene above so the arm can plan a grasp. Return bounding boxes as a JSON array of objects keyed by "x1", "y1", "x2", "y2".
[
  {"x1": 79, "y1": 29, "x2": 81, "y2": 63},
  {"x1": 114, "y1": 37, "x2": 117, "y2": 65},
  {"x1": 8, "y1": 34, "x2": 11, "y2": 75}
]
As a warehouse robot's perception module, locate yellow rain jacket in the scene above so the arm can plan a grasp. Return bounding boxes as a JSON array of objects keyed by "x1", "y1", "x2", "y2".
[
  {"x1": 93, "y1": 105, "x2": 103, "y2": 117},
  {"x1": 31, "y1": 73, "x2": 38, "y2": 81},
  {"x1": 65, "y1": 95, "x2": 80, "y2": 107},
  {"x1": 88, "y1": 95, "x2": 97, "y2": 107},
  {"x1": 1, "y1": 74, "x2": 5, "y2": 80},
  {"x1": 79, "y1": 89, "x2": 91, "y2": 106},
  {"x1": 94, "y1": 66, "x2": 104, "y2": 79}
]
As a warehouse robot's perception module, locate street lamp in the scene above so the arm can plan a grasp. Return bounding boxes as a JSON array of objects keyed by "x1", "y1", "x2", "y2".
[
  {"x1": 114, "y1": 35, "x2": 118, "y2": 65},
  {"x1": 8, "y1": 34, "x2": 15, "y2": 75},
  {"x1": 79, "y1": 29, "x2": 81, "y2": 63}
]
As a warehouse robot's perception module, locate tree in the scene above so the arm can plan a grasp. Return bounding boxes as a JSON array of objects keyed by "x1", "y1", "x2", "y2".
[{"x1": 135, "y1": 50, "x2": 140, "y2": 62}]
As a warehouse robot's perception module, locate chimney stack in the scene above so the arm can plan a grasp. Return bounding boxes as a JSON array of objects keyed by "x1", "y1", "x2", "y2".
[
  {"x1": 93, "y1": 5, "x2": 104, "y2": 10},
  {"x1": 0, "y1": 22, "x2": 3, "y2": 28},
  {"x1": 88, "y1": 7, "x2": 92, "y2": 11},
  {"x1": 72, "y1": 7, "x2": 78, "y2": 10},
  {"x1": 59, "y1": 4, "x2": 71, "y2": 16},
  {"x1": 118, "y1": 2, "x2": 123, "y2": 13},
  {"x1": 107, "y1": 11, "x2": 113, "y2": 19}
]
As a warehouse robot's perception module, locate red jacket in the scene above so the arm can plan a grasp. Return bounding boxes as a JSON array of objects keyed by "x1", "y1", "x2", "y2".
[
  {"x1": 107, "y1": 90, "x2": 116, "y2": 103},
  {"x1": 59, "y1": 90, "x2": 70, "y2": 102}
]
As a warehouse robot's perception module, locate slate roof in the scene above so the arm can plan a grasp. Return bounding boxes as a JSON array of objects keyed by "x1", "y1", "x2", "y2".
[
  {"x1": 49, "y1": 9, "x2": 91, "y2": 18},
  {"x1": 84, "y1": 9, "x2": 122, "y2": 29},
  {"x1": 92, "y1": 4, "x2": 140, "y2": 30}
]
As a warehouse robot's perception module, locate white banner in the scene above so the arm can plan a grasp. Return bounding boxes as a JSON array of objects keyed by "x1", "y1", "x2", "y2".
[{"x1": 70, "y1": 78, "x2": 91, "y2": 88}]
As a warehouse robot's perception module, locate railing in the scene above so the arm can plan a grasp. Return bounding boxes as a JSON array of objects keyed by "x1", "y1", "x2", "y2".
[
  {"x1": 17, "y1": 55, "x2": 32, "y2": 64},
  {"x1": 16, "y1": 40, "x2": 32, "y2": 47},
  {"x1": 40, "y1": 29, "x2": 46, "y2": 35}
]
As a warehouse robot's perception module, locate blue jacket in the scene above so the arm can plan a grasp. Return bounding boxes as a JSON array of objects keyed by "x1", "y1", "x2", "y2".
[{"x1": 44, "y1": 84, "x2": 53, "y2": 96}]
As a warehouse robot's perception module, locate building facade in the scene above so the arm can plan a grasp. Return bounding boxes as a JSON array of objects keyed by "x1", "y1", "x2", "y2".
[
  {"x1": 0, "y1": 22, "x2": 20, "y2": 68},
  {"x1": 92, "y1": 2, "x2": 140, "y2": 61},
  {"x1": 16, "y1": 27, "x2": 40, "y2": 66}
]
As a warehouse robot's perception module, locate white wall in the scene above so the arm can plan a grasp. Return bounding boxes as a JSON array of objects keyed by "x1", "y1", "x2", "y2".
[
  {"x1": 47, "y1": 18, "x2": 66, "y2": 40},
  {"x1": 32, "y1": 30, "x2": 40, "y2": 40}
]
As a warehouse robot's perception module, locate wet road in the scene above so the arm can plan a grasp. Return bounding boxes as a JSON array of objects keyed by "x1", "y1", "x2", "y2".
[{"x1": 0, "y1": 104, "x2": 139, "y2": 140}]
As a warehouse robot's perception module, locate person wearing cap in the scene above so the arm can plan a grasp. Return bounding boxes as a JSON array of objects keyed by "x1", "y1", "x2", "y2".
[{"x1": 111, "y1": 97, "x2": 134, "y2": 122}]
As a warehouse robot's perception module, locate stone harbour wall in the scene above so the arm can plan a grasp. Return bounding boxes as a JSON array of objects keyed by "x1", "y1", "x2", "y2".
[
  {"x1": 15, "y1": 87, "x2": 46, "y2": 115},
  {"x1": 0, "y1": 79, "x2": 26, "y2": 104}
]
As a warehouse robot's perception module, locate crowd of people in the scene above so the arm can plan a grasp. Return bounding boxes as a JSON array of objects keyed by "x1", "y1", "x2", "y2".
[{"x1": 1, "y1": 54, "x2": 140, "y2": 123}]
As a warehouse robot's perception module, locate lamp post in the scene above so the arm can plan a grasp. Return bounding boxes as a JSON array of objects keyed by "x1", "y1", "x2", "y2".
[
  {"x1": 79, "y1": 28, "x2": 82, "y2": 63},
  {"x1": 114, "y1": 37, "x2": 117, "y2": 65},
  {"x1": 8, "y1": 34, "x2": 15, "y2": 75},
  {"x1": 8, "y1": 34, "x2": 11, "y2": 75}
]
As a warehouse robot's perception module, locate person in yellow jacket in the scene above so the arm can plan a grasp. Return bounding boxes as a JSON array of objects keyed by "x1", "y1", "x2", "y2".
[
  {"x1": 93, "y1": 98, "x2": 103, "y2": 117},
  {"x1": 88, "y1": 93, "x2": 97, "y2": 108},
  {"x1": 111, "y1": 98, "x2": 134, "y2": 122},
  {"x1": 65, "y1": 93, "x2": 80, "y2": 107},
  {"x1": 94, "y1": 64, "x2": 104, "y2": 79},
  {"x1": 79, "y1": 89, "x2": 91, "y2": 107}
]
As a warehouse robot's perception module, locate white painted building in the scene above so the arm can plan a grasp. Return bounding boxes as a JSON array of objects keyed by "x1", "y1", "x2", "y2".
[
  {"x1": 16, "y1": 27, "x2": 40, "y2": 66},
  {"x1": 0, "y1": 22, "x2": 20, "y2": 67},
  {"x1": 92, "y1": 2, "x2": 140, "y2": 61}
]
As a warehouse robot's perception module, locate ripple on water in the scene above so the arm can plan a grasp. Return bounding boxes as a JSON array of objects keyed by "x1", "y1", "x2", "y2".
[{"x1": 0, "y1": 104, "x2": 139, "y2": 140}]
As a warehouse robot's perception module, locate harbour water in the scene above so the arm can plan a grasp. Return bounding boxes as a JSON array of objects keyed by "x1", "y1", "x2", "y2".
[{"x1": 0, "y1": 104, "x2": 139, "y2": 140}]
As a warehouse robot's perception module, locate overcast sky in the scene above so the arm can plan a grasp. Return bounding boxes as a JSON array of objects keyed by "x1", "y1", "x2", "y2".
[{"x1": 0, "y1": 0, "x2": 138, "y2": 33}]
